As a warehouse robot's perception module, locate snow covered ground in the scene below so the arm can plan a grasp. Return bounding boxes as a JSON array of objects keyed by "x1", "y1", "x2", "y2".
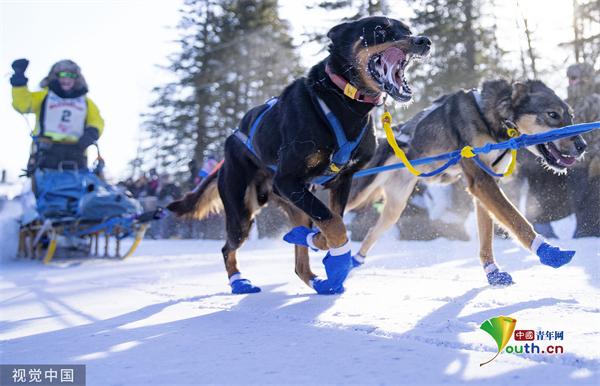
[
  {"x1": 1, "y1": 223, "x2": 598, "y2": 385},
  {"x1": 0, "y1": 185, "x2": 24, "y2": 263}
]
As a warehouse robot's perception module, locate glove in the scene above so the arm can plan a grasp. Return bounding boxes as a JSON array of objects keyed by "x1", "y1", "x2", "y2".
[
  {"x1": 229, "y1": 273, "x2": 261, "y2": 294},
  {"x1": 77, "y1": 127, "x2": 100, "y2": 150},
  {"x1": 10, "y1": 58, "x2": 29, "y2": 86},
  {"x1": 283, "y1": 226, "x2": 320, "y2": 251},
  {"x1": 532, "y1": 236, "x2": 575, "y2": 268}
]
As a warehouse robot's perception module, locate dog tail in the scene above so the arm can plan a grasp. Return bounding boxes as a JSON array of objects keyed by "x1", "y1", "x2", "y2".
[
  {"x1": 348, "y1": 137, "x2": 397, "y2": 210},
  {"x1": 167, "y1": 161, "x2": 224, "y2": 219}
]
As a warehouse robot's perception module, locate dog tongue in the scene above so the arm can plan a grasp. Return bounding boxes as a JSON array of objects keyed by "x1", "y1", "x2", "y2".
[
  {"x1": 381, "y1": 47, "x2": 406, "y2": 87},
  {"x1": 381, "y1": 47, "x2": 405, "y2": 66},
  {"x1": 547, "y1": 142, "x2": 576, "y2": 166}
]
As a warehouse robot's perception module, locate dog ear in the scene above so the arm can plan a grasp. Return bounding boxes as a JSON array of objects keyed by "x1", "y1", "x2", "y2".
[
  {"x1": 496, "y1": 97, "x2": 513, "y2": 120},
  {"x1": 327, "y1": 22, "x2": 349, "y2": 42},
  {"x1": 511, "y1": 82, "x2": 529, "y2": 106}
]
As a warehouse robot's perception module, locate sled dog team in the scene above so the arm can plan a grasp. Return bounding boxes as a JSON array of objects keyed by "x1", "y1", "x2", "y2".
[{"x1": 168, "y1": 17, "x2": 587, "y2": 295}]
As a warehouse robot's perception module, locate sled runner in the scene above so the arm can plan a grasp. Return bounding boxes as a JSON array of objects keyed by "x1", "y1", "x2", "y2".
[{"x1": 18, "y1": 167, "x2": 162, "y2": 263}]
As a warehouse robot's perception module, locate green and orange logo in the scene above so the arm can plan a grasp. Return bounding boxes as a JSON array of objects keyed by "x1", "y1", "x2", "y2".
[{"x1": 479, "y1": 316, "x2": 517, "y2": 366}]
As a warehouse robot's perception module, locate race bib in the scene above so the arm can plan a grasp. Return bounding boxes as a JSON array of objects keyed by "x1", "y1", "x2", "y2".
[{"x1": 43, "y1": 91, "x2": 87, "y2": 141}]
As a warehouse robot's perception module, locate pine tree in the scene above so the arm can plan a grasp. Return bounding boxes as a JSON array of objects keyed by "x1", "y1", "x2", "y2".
[
  {"x1": 312, "y1": 0, "x2": 390, "y2": 20},
  {"x1": 306, "y1": 0, "x2": 391, "y2": 44},
  {"x1": 398, "y1": 0, "x2": 510, "y2": 119},
  {"x1": 140, "y1": 0, "x2": 304, "y2": 181},
  {"x1": 569, "y1": 0, "x2": 600, "y2": 65},
  {"x1": 516, "y1": 0, "x2": 539, "y2": 79}
]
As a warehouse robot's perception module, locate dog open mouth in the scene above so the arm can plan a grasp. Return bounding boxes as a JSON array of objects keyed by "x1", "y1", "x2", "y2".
[
  {"x1": 368, "y1": 47, "x2": 416, "y2": 102},
  {"x1": 536, "y1": 142, "x2": 577, "y2": 169}
]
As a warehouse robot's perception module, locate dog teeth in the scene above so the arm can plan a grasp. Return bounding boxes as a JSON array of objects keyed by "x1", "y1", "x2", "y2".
[{"x1": 370, "y1": 53, "x2": 413, "y2": 97}]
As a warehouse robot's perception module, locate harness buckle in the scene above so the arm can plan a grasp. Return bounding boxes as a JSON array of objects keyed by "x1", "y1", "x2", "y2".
[
  {"x1": 506, "y1": 128, "x2": 519, "y2": 138},
  {"x1": 460, "y1": 146, "x2": 476, "y2": 159},
  {"x1": 329, "y1": 163, "x2": 341, "y2": 173},
  {"x1": 503, "y1": 120, "x2": 520, "y2": 138}
]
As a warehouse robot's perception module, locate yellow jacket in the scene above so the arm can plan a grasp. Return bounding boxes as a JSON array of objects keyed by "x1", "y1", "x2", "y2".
[{"x1": 12, "y1": 86, "x2": 104, "y2": 142}]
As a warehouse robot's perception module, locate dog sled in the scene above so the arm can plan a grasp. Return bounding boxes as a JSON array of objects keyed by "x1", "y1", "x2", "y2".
[{"x1": 18, "y1": 166, "x2": 162, "y2": 263}]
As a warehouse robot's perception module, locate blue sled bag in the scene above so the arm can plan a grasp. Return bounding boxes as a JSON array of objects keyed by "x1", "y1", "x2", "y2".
[
  {"x1": 78, "y1": 183, "x2": 142, "y2": 221},
  {"x1": 34, "y1": 169, "x2": 87, "y2": 218}
]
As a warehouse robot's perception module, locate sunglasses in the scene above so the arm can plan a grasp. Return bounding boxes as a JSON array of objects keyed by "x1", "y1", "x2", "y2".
[{"x1": 58, "y1": 71, "x2": 78, "y2": 79}]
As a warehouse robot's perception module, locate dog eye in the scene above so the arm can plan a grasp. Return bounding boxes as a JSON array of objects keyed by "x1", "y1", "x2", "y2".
[{"x1": 547, "y1": 111, "x2": 560, "y2": 120}]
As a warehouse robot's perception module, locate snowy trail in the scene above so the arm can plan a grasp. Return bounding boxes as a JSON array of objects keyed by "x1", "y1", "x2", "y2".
[{"x1": 1, "y1": 236, "x2": 599, "y2": 385}]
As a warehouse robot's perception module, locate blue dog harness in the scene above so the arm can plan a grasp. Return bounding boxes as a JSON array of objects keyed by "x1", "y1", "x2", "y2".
[{"x1": 233, "y1": 96, "x2": 369, "y2": 185}]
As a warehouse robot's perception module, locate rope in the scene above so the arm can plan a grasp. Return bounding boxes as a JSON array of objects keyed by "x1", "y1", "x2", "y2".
[
  {"x1": 382, "y1": 109, "x2": 524, "y2": 178},
  {"x1": 382, "y1": 111, "x2": 424, "y2": 176},
  {"x1": 357, "y1": 120, "x2": 600, "y2": 179}
]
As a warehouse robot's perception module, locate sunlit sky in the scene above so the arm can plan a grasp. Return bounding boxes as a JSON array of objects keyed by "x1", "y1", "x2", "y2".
[{"x1": 0, "y1": 0, "x2": 576, "y2": 182}]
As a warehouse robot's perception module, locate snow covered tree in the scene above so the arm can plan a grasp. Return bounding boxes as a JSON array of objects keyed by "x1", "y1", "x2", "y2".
[
  {"x1": 311, "y1": 0, "x2": 390, "y2": 21},
  {"x1": 398, "y1": 0, "x2": 510, "y2": 119},
  {"x1": 141, "y1": 0, "x2": 303, "y2": 179},
  {"x1": 305, "y1": 0, "x2": 391, "y2": 45},
  {"x1": 303, "y1": 0, "x2": 509, "y2": 124},
  {"x1": 568, "y1": 0, "x2": 600, "y2": 66}
]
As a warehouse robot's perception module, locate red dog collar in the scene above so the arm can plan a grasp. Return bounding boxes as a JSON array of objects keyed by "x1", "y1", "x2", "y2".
[{"x1": 325, "y1": 63, "x2": 383, "y2": 105}]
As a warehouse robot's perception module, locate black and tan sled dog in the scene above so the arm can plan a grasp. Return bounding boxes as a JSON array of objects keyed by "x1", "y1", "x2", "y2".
[
  {"x1": 168, "y1": 17, "x2": 431, "y2": 294},
  {"x1": 347, "y1": 79, "x2": 588, "y2": 285}
]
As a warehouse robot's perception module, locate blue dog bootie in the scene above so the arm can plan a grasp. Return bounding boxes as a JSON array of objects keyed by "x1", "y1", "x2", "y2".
[
  {"x1": 484, "y1": 263, "x2": 514, "y2": 286},
  {"x1": 351, "y1": 253, "x2": 366, "y2": 269},
  {"x1": 229, "y1": 273, "x2": 261, "y2": 294},
  {"x1": 310, "y1": 277, "x2": 340, "y2": 295},
  {"x1": 283, "y1": 226, "x2": 320, "y2": 251},
  {"x1": 321, "y1": 242, "x2": 352, "y2": 292},
  {"x1": 532, "y1": 235, "x2": 575, "y2": 268}
]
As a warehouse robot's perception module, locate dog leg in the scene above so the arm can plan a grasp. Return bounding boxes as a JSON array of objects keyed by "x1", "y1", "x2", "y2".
[
  {"x1": 273, "y1": 196, "x2": 317, "y2": 286},
  {"x1": 284, "y1": 178, "x2": 351, "y2": 252},
  {"x1": 475, "y1": 200, "x2": 494, "y2": 266},
  {"x1": 310, "y1": 176, "x2": 351, "y2": 250},
  {"x1": 275, "y1": 175, "x2": 348, "y2": 248},
  {"x1": 462, "y1": 159, "x2": 574, "y2": 268},
  {"x1": 300, "y1": 176, "x2": 354, "y2": 251},
  {"x1": 218, "y1": 162, "x2": 261, "y2": 294},
  {"x1": 276, "y1": 175, "x2": 351, "y2": 293},
  {"x1": 463, "y1": 159, "x2": 535, "y2": 246},
  {"x1": 475, "y1": 200, "x2": 514, "y2": 285},
  {"x1": 356, "y1": 174, "x2": 418, "y2": 262},
  {"x1": 329, "y1": 177, "x2": 352, "y2": 216}
]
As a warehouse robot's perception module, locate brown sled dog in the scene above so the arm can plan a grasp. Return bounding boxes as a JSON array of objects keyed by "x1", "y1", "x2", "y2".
[{"x1": 347, "y1": 79, "x2": 587, "y2": 285}]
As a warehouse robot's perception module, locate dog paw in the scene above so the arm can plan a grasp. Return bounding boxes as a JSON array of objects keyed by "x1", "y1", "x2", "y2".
[
  {"x1": 283, "y1": 226, "x2": 319, "y2": 251},
  {"x1": 350, "y1": 253, "x2": 365, "y2": 269},
  {"x1": 311, "y1": 277, "x2": 345, "y2": 295},
  {"x1": 537, "y1": 243, "x2": 575, "y2": 268},
  {"x1": 230, "y1": 278, "x2": 261, "y2": 294},
  {"x1": 323, "y1": 247, "x2": 352, "y2": 290},
  {"x1": 486, "y1": 269, "x2": 514, "y2": 286}
]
